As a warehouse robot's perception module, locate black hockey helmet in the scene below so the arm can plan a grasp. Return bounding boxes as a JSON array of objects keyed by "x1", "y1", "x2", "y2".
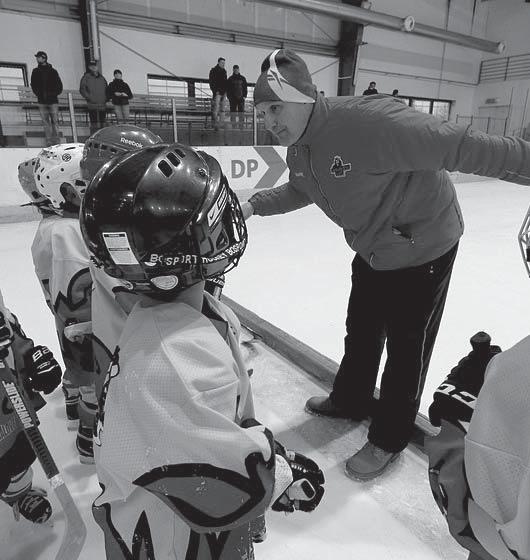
[
  {"x1": 80, "y1": 143, "x2": 247, "y2": 293},
  {"x1": 80, "y1": 124, "x2": 162, "y2": 182}
]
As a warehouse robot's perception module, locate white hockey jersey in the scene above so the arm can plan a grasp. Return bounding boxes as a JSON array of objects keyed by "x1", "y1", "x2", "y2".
[
  {"x1": 93, "y1": 293, "x2": 279, "y2": 560},
  {"x1": 90, "y1": 263, "x2": 137, "y2": 398},
  {"x1": 465, "y1": 335, "x2": 530, "y2": 560},
  {"x1": 31, "y1": 214, "x2": 93, "y2": 383}
]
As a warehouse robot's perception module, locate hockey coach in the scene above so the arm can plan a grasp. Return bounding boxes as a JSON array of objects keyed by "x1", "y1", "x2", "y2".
[{"x1": 241, "y1": 49, "x2": 530, "y2": 481}]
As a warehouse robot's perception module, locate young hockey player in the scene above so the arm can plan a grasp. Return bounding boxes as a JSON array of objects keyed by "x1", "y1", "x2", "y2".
[
  {"x1": 79, "y1": 125, "x2": 222, "y2": 400},
  {"x1": 79, "y1": 125, "x2": 163, "y2": 399},
  {"x1": 0, "y1": 289, "x2": 62, "y2": 523},
  {"x1": 21, "y1": 144, "x2": 96, "y2": 464},
  {"x1": 426, "y1": 206, "x2": 530, "y2": 560},
  {"x1": 80, "y1": 144, "x2": 325, "y2": 559}
]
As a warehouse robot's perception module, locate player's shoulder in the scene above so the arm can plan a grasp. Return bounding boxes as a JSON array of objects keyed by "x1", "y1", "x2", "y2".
[
  {"x1": 49, "y1": 216, "x2": 89, "y2": 259},
  {"x1": 127, "y1": 297, "x2": 235, "y2": 356}
]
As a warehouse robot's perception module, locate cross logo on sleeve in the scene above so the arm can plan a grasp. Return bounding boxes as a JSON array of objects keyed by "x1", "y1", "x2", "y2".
[{"x1": 330, "y1": 155, "x2": 352, "y2": 178}]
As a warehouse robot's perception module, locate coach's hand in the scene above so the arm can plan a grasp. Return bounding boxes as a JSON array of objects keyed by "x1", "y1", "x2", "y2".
[{"x1": 241, "y1": 201, "x2": 254, "y2": 221}]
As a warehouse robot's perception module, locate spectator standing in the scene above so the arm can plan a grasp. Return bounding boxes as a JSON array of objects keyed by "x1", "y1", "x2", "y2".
[
  {"x1": 30, "y1": 51, "x2": 63, "y2": 146},
  {"x1": 363, "y1": 81, "x2": 378, "y2": 95},
  {"x1": 106, "y1": 69, "x2": 133, "y2": 123},
  {"x1": 226, "y1": 65, "x2": 248, "y2": 129},
  {"x1": 79, "y1": 60, "x2": 108, "y2": 133},
  {"x1": 209, "y1": 57, "x2": 227, "y2": 130},
  {"x1": 392, "y1": 89, "x2": 399, "y2": 96}
]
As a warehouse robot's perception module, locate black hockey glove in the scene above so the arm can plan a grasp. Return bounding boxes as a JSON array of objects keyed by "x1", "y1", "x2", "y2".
[
  {"x1": 272, "y1": 442, "x2": 325, "y2": 513},
  {"x1": 429, "y1": 331, "x2": 501, "y2": 428},
  {"x1": 0, "y1": 310, "x2": 14, "y2": 358},
  {"x1": 24, "y1": 345, "x2": 62, "y2": 394}
]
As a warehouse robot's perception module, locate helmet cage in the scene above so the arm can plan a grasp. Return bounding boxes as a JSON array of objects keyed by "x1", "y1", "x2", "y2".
[
  {"x1": 519, "y1": 205, "x2": 530, "y2": 277},
  {"x1": 18, "y1": 157, "x2": 51, "y2": 208}
]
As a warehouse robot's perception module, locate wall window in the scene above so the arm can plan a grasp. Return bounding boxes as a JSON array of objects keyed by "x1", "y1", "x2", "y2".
[
  {"x1": 411, "y1": 99, "x2": 431, "y2": 114},
  {"x1": 147, "y1": 76, "x2": 189, "y2": 97},
  {"x1": 147, "y1": 74, "x2": 254, "y2": 106},
  {"x1": 432, "y1": 101, "x2": 451, "y2": 121},
  {"x1": 399, "y1": 96, "x2": 452, "y2": 120},
  {"x1": 0, "y1": 63, "x2": 27, "y2": 101}
]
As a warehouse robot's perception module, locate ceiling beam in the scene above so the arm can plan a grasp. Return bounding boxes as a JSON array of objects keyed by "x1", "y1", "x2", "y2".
[{"x1": 247, "y1": 0, "x2": 505, "y2": 53}]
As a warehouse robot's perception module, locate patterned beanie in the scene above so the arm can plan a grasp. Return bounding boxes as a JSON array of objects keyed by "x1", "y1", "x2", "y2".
[{"x1": 254, "y1": 49, "x2": 316, "y2": 105}]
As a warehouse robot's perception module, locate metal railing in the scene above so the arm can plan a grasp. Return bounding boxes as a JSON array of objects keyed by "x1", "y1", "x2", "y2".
[
  {"x1": 456, "y1": 114, "x2": 508, "y2": 135},
  {"x1": 479, "y1": 53, "x2": 530, "y2": 83},
  {"x1": 0, "y1": 85, "x2": 273, "y2": 148}
]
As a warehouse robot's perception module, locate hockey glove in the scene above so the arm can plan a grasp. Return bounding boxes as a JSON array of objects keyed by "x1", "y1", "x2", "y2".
[
  {"x1": 24, "y1": 345, "x2": 62, "y2": 394},
  {"x1": 272, "y1": 442, "x2": 325, "y2": 513},
  {"x1": 0, "y1": 310, "x2": 14, "y2": 358},
  {"x1": 429, "y1": 331, "x2": 501, "y2": 428}
]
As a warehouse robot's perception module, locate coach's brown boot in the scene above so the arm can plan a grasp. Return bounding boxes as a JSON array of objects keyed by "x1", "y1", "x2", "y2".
[
  {"x1": 345, "y1": 442, "x2": 400, "y2": 481},
  {"x1": 305, "y1": 396, "x2": 358, "y2": 419}
]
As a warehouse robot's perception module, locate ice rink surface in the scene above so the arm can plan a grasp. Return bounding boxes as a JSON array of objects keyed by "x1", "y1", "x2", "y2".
[{"x1": 0, "y1": 177, "x2": 528, "y2": 559}]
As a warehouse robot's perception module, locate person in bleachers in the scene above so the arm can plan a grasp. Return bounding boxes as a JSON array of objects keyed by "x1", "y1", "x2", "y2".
[
  {"x1": 79, "y1": 60, "x2": 108, "y2": 134},
  {"x1": 30, "y1": 51, "x2": 63, "y2": 146},
  {"x1": 227, "y1": 64, "x2": 248, "y2": 129},
  {"x1": 106, "y1": 70, "x2": 133, "y2": 124},
  {"x1": 209, "y1": 57, "x2": 227, "y2": 131},
  {"x1": 363, "y1": 81, "x2": 378, "y2": 95}
]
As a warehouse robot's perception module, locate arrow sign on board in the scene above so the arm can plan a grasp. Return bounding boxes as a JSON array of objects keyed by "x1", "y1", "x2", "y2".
[{"x1": 254, "y1": 147, "x2": 288, "y2": 189}]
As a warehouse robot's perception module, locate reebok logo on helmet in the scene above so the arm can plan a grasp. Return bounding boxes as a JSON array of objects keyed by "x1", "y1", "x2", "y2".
[{"x1": 120, "y1": 137, "x2": 143, "y2": 149}]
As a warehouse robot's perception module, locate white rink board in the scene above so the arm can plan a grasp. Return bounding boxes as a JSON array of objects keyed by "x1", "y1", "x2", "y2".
[{"x1": 0, "y1": 146, "x2": 288, "y2": 210}]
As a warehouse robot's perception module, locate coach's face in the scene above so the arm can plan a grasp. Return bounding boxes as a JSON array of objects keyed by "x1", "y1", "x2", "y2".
[{"x1": 257, "y1": 101, "x2": 313, "y2": 146}]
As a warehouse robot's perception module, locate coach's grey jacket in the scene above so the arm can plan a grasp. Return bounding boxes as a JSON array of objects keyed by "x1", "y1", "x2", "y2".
[{"x1": 249, "y1": 94, "x2": 530, "y2": 270}]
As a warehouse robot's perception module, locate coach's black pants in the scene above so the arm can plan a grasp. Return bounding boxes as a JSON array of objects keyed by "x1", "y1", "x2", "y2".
[{"x1": 330, "y1": 243, "x2": 458, "y2": 453}]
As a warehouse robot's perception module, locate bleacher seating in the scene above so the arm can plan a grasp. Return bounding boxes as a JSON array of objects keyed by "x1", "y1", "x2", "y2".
[{"x1": 0, "y1": 86, "x2": 262, "y2": 147}]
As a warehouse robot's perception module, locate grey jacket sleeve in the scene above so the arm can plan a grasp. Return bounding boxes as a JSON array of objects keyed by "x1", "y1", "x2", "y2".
[
  {"x1": 248, "y1": 180, "x2": 312, "y2": 216},
  {"x1": 356, "y1": 102, "x2": 530, "y2": 185}
]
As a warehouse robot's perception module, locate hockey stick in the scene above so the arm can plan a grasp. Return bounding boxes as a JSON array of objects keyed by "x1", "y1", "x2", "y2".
[{"x1": 0, "y1": 356, "x2": 86, "y2": 560}]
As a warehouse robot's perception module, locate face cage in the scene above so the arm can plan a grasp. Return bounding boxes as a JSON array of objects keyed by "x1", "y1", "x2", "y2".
[
  {"x1": 519, "y1": 206, "x2": 530, "y2": 277},
  {"x1": 97, "y1": 185, "x2": 248, "y2": 293}
]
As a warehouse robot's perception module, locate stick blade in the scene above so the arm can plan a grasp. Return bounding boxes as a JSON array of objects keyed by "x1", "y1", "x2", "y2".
[{"x1": 53, "y1": 484, "x2": 87, "y2": 560}]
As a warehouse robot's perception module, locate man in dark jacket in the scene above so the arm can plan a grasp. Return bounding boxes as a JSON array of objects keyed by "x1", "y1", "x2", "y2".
[
  {"x1": 106, "y1": 69, "x2": 133, "y2": 123},
  {"x1": 363, "y1": 81, "x2": 378, "y2": 95},
  {"x1": 79, "y1": 60, "x2": 108, "y2": 133},
  {"x1": 241, "y1": 49, "x2": 530, "y2": 481},
  {"x1": 30, "y1": 51, "x2": 63, "y2": 145},
  {"x1": 226, "y1": 65, "x2": 248, "y2": 129},
  {"x1": 209, "y1": 57, "x2": 227, "y2": 130}
]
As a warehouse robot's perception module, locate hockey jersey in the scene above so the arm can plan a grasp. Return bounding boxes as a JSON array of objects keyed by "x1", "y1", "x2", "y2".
[
  {"x1": 465, "y1": 336, "x2": 530, "y2": 560},
  {"x1": 90, "y1": 263, "x2": 137, "y2": 398},
  {"x1": 31, "y1": 213, "x2": 93, "y2": 385},
  {"x1": 93, "y1": 293, "x2": 280, "y2": 560}
]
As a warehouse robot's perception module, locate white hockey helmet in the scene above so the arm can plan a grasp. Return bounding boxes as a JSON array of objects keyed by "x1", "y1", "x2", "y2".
[
  {"x1": 34, "y1": 143, "x2": 88, "y2": 212},
  {"x1": 519, "y1": 205, "x2": 530, "y2": 277}
]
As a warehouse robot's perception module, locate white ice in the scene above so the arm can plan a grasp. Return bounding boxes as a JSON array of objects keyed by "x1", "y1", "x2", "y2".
[
  {"x1": 230, "y1": 178, "x2": 530, "y2": 416},
  {"x1": 0, "y1": 177, "x2": 528, "y2": 559}
]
